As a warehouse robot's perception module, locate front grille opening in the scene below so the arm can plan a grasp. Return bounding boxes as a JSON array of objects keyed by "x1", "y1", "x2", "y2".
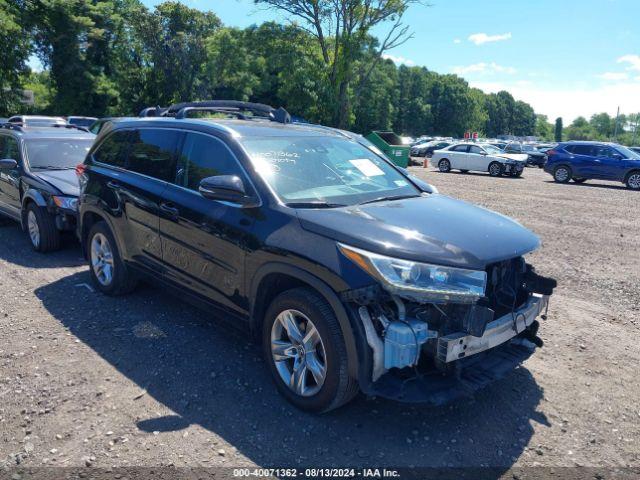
[{"x1": 484, "y1": 257, "x2": 529, "y2": 318}]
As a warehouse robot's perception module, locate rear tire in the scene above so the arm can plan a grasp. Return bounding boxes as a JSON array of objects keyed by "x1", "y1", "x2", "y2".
[
  {"x1": 553, "y1": 165, "x2": 572, "y2": 183},
  {"x1": 626, "y1": 171, "x2": 640, "y2": 190},
  {"x1": 438, "y1": 159, "x2": 451, "y2": 173},
  {"x1": 25, "y1": 203, "x2": 61, "y2": 253},
  {"x1": 488, "y1": 162, "x2": 503, "y2": 177},
  {"x1": 263, "y1": 287, "x2": 359, "y2": 413},
  {"x1": 87, "y1": 221, "x2": 138, "y2": 295}
]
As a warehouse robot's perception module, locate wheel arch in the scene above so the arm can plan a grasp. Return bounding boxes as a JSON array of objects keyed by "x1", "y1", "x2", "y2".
[
  {"x1": 624, "y1": 168, "x2": 640, "y2": 183},
  {"x1": 79, "y1": 207, "x2": 120, "y2": 259},
  {"x1": 20, "y1": 189, "x2": 47, "y2": 229},
  {"x1": 249, "y1": 263, "x2": 359, "y2": 379}
]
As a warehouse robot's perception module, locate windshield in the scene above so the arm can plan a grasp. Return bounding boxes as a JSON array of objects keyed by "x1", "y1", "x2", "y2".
[
  {"x1": 615, "y1": 145, "x2": 640, "y2": 159},
  {"x1": 26, "y1": 138, "x2": 93, "y2": 169},
  {"x1": 482, "y1": 145, "x2": 503, "y2": 154},
  {"x1": 241, "y1": 136, "x2": 420, "y2": 206}
]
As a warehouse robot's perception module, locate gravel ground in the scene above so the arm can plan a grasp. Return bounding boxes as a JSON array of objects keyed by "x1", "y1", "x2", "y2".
[{"x1": 0, "y1": 166, "x2": 638, "y2": 472}]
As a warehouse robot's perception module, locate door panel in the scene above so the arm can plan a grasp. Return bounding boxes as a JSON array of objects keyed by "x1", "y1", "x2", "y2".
[
  {"x1": 448, "y1": 145, "x2": 469, "y2": 169},
  {"x1": 159, "y1": 132, "x2": 256, "y2": 315},
  {"x1": 467, "y1": 145, "x2": 487, "y2": 171},
  {"x1": 0, "y1": 135, "x2": 22, "y2": 217},
  {"x1": 589, "y1": 146, "x2": 621, "y2": 180}
]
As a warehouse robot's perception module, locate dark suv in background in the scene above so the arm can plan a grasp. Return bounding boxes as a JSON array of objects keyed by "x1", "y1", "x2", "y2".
[
  {"x1": 0, "y1": 123, "x2": 95, "y2": 251},
  {"x1": 77, "y1": 101, "x2": 555, "y2": 412},
  {"x1": 545, "y1": 141, "x2": 640, "y2": 189},
  {"x1": 504, "y1": 142, "x2": 547, "y2": 167}
]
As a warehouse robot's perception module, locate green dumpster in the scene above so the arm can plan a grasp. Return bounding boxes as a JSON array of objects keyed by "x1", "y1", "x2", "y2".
[{"x1": 364, "y1": 131, "x2": 410, "y2": 168}]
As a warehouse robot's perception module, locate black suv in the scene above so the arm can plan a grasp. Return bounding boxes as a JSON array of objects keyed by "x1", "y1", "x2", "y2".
[
  {"x1": 0, "y1": 123, "x2": 95, "y2": 251},
  {"x1": 77, "y1": 101, "x2": 555, "y2": 412},
  {"x1": 504, "y1": 142, "x2": 547, "y2": 167}
]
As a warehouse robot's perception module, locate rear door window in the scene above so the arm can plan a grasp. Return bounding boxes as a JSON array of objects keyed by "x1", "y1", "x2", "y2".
[
  {"x1": 469, "y1": 146, "x2": 484, "y2": 154},
  {"x1": 176, "y1": 132, "x2": 247, "y2": 191},
  {"x1": 93, "y1": 130, "x2": 131, "y2": 168},
  {"x1": 127, "y1": 129, "x2": 181, "y2": 182},
  {"x1": 567, "y1": 145, "x2": 593, "y2": 156},
  {"x1": 451, "y1": 145, "x2": 468, "y2": 153}
]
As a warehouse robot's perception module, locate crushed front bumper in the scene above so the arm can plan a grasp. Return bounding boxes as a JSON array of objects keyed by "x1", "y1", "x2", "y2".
[
  {"x1": 438, "y1": 294, "x2": 548, "y2": 363},
  {"x1": 355, "y1": 294, "x2": 549, "y2": 405}
]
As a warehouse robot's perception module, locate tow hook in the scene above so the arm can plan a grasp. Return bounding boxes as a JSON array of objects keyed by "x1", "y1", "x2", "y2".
[{"x1": 522, "y1": 320, "x2": 544, "y2": 347}]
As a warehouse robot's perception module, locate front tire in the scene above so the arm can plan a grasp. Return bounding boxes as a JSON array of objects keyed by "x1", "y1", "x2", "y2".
[
  {"x1": 438, "y1": 159, "x2": 451, "y2": 173},
  {"x1": 263, "y1": 287, "x2": 358, "y2": 413},
  {"x1": 553, "y1": 165, "x2": 572, "y2": 183},
  {"x1": 25, "y1": 203, "x2": 61, "y2": 252},
  {"x1": 87, "y1": 221, "x2": 138, "y2": 295},
  {"x1": 626, "y1": 171, "x2": 640, "y2": 190},
  {"x1": 488, "y1": 162, "x2": 503, "y2": 177}
]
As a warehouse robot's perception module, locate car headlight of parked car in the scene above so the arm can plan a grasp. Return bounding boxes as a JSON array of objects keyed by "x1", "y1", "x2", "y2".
[
  {"x1": 338, "y1": 243, "x2": 487, "y2": 303},
  {"x1": 52, "y1": 195, "x2": 78, "y2": 211}
]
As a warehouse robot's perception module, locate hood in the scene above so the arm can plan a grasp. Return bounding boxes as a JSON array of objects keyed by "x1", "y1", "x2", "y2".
[
  {"x1": 296, "y1": 195, "x2": 540, "y2": 270},
  {"x1": 34, "y1": 169, "x2": 79, "y2": 196},
  {"x1": 496, "y1": 153, "x2": 528, "y2": 162}
]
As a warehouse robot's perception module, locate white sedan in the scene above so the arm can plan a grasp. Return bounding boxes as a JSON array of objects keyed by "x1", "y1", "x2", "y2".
[{"x1": 430, "y1": 143, "x2": 528, "y2": 177}]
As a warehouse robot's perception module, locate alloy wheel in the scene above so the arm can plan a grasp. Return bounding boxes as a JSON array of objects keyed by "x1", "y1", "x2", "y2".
[
  {"x1": 628, "y1": 173, "x2": 640, "y2": 190},
  {"x1": 90, "y1": 233, "x2": 115, "y2": 286},
  {"x1": 489, "y1": 163, "x2": 502, "y2": 176},
  {"x1": 270, "y1": 309, "x2": 327, "y2": 397},
  {"x1": 555, "y1": 167, "x2": 570, "y2": 182},
  {"x1": 438, "y1": 160, "x2": 450, "y2": 172},
  {"x1": 27, "y1": 210, "x2": 40, "y2": 248}
]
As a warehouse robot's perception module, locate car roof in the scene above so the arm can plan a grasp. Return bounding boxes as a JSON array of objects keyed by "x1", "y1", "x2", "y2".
[
  {"x1": 111, "y1": 117, "x2": 353, "y2": 139},
  {"x1": 0, "y1": 125, "x2": 95, "y2": 140}
]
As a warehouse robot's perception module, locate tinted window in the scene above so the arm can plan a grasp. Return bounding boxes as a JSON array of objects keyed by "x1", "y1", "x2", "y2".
[
  {"x1": 93, "y1": 130, "x2": 131, "y2": 168},
  {"x1": 4, "y1": 137, "x2": 20, "y2": 160},
  {"x1": 568, "y1": 145, "x2": 592, "y2": 156},
  {"x1": 592, "y1": 146, "x2": 615, "y2": 158},
  {"x1": 178, "y1": 133, "x2": 245, "y2": 191},
  {"x1": 451, "y1": 145, "x2": 468, "y2": 152},
  {"x1": 469, "y1": 146, "x2": 484, "y2": 154},
  {"x1": 128, "y1": 129, "x2": 180, "y2": 181}
]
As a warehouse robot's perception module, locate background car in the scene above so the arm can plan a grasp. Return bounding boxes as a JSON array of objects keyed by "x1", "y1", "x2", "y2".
[
  {"x1": 88, "y1": 117, "x2": 124, "y2": 135},
  {"x1": 410, "y1": 140, "x2": 452, "y2": 158},
  {"x1": 545, "y1": 141, "x2": 640, "y2": 189},
  {"x1": 504, "y1": 142, "x2": 547, "y2": 167},
  {"x1": 0, "y1": 123, "x2": 95, "y2": 251},
  {"x1": 8, "y1": 115, "x2": 67, "y2": 127},
  {"x1": 67, "y1": 116, "x2": 98, "y2": 128},
  {"x1": 430, "y1": 142, "x2": 527, "y2": 177},
  {"x1": 630, "y1": 146, "x2": 640, "y2": 155}
]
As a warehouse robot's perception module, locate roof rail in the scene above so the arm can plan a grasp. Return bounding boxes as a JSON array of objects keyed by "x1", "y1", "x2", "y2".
[{"x1": 139, "y1": 100, "x2": 292, "y2": 124}]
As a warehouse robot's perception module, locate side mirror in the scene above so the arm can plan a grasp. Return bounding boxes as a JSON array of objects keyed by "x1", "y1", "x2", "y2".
[
  {"x1": 198, "y1": 175, "x2": 257, "y2": 206},
  {"x1": 0, "y1": 158, "x2": 17, "y2": 170}
]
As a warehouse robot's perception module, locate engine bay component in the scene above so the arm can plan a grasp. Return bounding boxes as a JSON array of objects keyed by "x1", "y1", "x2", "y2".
[{"x1": 383, "y1": 319, "x2": 434, "y2": 369}]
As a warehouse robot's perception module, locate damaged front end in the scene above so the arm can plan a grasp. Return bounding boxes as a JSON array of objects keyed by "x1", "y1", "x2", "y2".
[{"x1": 339, "y1": 246, "x2": 557, "y2": 405}]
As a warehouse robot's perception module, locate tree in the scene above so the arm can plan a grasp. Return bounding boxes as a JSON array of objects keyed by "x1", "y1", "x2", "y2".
[
  {"x1": 565, "y1": 116, "x2": 593, "y2": 140},
  {"x1": 253, "y1": 0, "x2": 419, "y2": 129},
  {"x1": 589, "y1": 112, "x2": 613, "y2": 140},
  {"x1": 0, "y1": 0, "x2": 31, "y2": 115},
  {"x1": 554, "y1": 117, "x2": 563, "y2": 142},
  {"x1": 535, "y1": 114, "x2": 553, "y2": 141}
]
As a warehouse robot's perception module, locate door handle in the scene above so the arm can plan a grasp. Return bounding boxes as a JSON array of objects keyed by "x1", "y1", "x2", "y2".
[
  {"x1": 107, "y1": 181, "x2": 121, "y2": 190},
  {"x1": 159, "y1": 202, "x2": 180, "y2": 218}
]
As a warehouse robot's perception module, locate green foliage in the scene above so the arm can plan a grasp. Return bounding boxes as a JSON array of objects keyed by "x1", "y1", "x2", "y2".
[
  {"x1": 535, "y1": 114, "x2": 553, "y2": 141},
  {"x1": 554, "y1": 117, "x2": 563, "y2": 142},
  {"x1": 0, "y1": 0, "x2": 30, "y2": 115},
  {"x1": 14, "y1": 0, "x2": 541, "y2": 137}
]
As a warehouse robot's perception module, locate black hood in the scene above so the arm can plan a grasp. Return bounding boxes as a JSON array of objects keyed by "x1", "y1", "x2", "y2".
[
  {"x1": 296, "y1": 195, "x2": 540, "y2": 270},
  {"x1": 34, "y1": 169, "x2": 79, "y2": 196}
]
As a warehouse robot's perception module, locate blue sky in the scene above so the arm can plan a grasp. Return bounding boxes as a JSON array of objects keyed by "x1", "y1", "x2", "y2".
[{"x1": 144, "y1": 0, "x2": 639, "y2": 121}]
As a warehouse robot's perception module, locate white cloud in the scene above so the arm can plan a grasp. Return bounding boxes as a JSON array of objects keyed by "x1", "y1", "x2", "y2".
[
  {"x1": 381, "y1": 53, "x2": 416, "y2": 66},
  {"x1": 468, "y1": 32, "x2": 512, "y2": 45},
  {"x1": 452, "y1": 62, "x2": 517, "y2": 75},
  {"x1": 617, "y1": 54, "x2": 640, "y2": 71},
  {"x1": 453, "y1": 38, "x2": 461, "y2": 44},
  {"x1": 598, "y1": 72, "x2": 630, "y2": 81},
  {"x1": 469, "y1": 80, "x2": 640, "y2": 123}
]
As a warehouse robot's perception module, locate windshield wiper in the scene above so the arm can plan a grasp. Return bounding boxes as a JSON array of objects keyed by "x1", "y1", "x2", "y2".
[
  {"x1": 359, "y1": 194, "x2": 421, "y2": 205},
  {"x1": 285, "y1": 201, "x2": 347, "y2": 209}
]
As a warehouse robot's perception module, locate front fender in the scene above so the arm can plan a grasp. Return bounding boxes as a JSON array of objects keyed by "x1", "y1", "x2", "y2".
[
  {"x1": 249, "y1": 262, "x2": 360, "y2": 379},
  {"x1": 20, "y1": 188, "x2": 48, "y2": 228}
]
